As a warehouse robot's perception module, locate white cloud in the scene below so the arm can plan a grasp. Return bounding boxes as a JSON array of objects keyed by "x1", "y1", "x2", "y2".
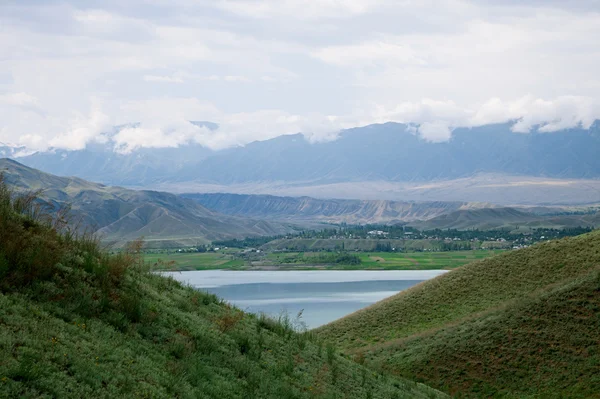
[
  {"x1": 48, "y1": 100, "x2": 112, "y2": 151},
  {"x1": 0, "y1": 0, "x2": 599, "y2": 153},
  {"x1": 312, "y1": 40, "x2": 427, "y2": 67},
  {"x1": 368, "y1": 95, "x2": 600, "y2": 141},
  {"x1": 113, "y1": 121, "x2": 211, "y2": 153},
  {"x1": 216, "y1": 0, "x2": 384, "y2": 19},
  {"x1": 418, "y1": 122, "x2": 453, "y2": 142},
  {"x1": 143, "y1": 74, "x2": 184, "y2": 83},
  {"x1": 0, "y1": 92, "x2": 43, "y2": 114},
  {"x1": 223, "y1": 75, "x2": 251, "y2": 82},
  {"x1": 470, "y1": 95, "x2": 600, "y2": 133}
]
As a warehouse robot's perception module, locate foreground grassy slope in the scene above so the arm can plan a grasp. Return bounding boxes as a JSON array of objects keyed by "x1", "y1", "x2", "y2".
[
  {"x1": 0, "y1": 178, "x2": 444, "y2": 399},
  {"x1": 369, "y1": 270, "x2": 600, "y2": 397},
  {"x1": 318, "y1": 231, "x2": 600, "y2": 397}
]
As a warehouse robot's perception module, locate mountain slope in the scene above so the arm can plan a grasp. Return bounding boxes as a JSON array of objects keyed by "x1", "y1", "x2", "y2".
[
  {"x1": 408, "y1": 207, "x2": 600, "y2": 230},
  {"x1": 0, "y1": 158, "x2": 297, "y2": 248},
  {"x1": 317, "y1": 230, "x2": 600, "y2": 397},
  {"x1": 0, "y1": 181, "x2": 445, "y2": 399},
  {"x1": 184, "y1": 192, "x2": 493, "y2": 224}
]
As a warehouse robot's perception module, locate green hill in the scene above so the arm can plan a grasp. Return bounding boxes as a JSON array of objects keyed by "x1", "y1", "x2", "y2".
[
  {"x1": 0, "y1": 177, "x2": 444, "y2": 398},
  {"x1": 0, "y1": 158, "x2": 298, "y2": 249},
  {"x1": 317, "y1": 230, "x2": 600, "y2": 397}
]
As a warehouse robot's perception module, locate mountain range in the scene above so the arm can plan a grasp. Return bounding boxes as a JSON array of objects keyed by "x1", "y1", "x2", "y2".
[
  {"x1": 14, "y1": 121, "x2": 600, "y2": 204},
  {"x1": 186, "y1": 192, "x2": 600, "y2": 230},
  {"x1": 183, "y1": 193, "x2": 495, "y2": 224},
  {"x1": 0, "y1": 158, "x2": 298, "y2": 248},
  {"x1": 407, "y1": 207, "x2": 600, "y2": 230}
]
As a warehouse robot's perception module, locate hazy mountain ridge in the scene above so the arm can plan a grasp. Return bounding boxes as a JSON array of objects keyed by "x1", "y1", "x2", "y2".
[
  {"x1": 184, "y1": 192, "x2": 495, "y2": 224},
  {"x1": 0, "y1": 158, "x2": 298, "y2": 248},
  {"x1": 185, "y1": 192, "x2": 600, "y2": 229},
  {"x1": 408, "y1": 207, "x2": 600, "y2": 230},
  {"x1": 172, "y1": 121, "x2": 600, "y2": 184},
  {"x1": 15, "y1": 121, "x2": 218, "y2": 185},
  {"x1": 13, "y1": 121, "x2": 600, "y2": 187}
]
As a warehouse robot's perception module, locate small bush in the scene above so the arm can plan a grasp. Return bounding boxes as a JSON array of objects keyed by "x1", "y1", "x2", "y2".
[{"x1": 215, "y1": 310, "x2": 244, "y2": 333}]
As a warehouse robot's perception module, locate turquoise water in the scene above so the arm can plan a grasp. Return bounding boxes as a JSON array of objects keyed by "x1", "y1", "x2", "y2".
[{"x1": 165, "y1": 270, "x2": 446, "y2": 328}]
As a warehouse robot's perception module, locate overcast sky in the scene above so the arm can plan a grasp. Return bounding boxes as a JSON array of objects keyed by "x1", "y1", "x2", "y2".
[{"x1": 1, "y1": 0, "x2": 600, "y2": 152}]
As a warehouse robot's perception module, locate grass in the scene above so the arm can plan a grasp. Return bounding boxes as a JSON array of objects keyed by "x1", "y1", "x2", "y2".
[
  {"x1": 0, "y1": 176, "x2": 446, "y2": 398},
  {"x1": 317, "y1": 230, "x2": 600, "y2": 398},
  {"x1": 148, "y1": 249, "x2": 502, "y2": 271},
  {"x1": 144, "y1": 252, "x2": 245, "y2": 271},
  {"x1": 370, "y1": 270, "x2": 600, "y2": 398},
  {"x1": 356, "y1": 250, "x2": 503, "y2": 270}
]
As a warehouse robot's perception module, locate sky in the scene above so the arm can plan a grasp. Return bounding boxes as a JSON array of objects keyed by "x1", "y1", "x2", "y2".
[{"x1": 1, "y1": 0, "x2": 600, "y2": 153}]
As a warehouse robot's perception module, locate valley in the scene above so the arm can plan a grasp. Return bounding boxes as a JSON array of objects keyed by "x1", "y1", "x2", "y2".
[
  {"x1": 1, "y1": 153, "x2": 599, "y2": 398},
  {"x1": 4, "y1": 3, "x2": 600, "y2": 398}
]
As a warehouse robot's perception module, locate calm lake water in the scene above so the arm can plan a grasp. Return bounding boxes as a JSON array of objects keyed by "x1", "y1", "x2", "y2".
[{"x1": 164, "y1": 270, "x2": 447, "y2": 328}]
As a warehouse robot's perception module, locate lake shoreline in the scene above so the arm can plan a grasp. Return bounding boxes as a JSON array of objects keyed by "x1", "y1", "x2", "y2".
[{"x1": 163, "y1": 269, "x2": 447, "y2": 328}]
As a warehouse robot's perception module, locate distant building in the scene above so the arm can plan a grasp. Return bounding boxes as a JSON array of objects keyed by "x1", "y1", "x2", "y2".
[{"x1": 367, "y1": 230, "x2": 389, "y2": 236}]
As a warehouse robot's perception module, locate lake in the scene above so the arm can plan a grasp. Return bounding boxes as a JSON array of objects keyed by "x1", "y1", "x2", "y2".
[{"x1": 164, "y1": 270, "x2": 447, "y2": 328}]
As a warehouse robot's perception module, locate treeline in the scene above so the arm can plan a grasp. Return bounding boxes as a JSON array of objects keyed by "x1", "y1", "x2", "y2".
[
  {"x1": 292, "y1": 225, "x2": 594, "y2": 243},
  {"x1": 280, "y1": 253, "x2": 362, "y2": 266},
  {"x1": 213, "y1": 235, "x2": 283, "y2": 248},
  {"x1": 213, "y1": 226, "x2": 594, "y2": 251}
]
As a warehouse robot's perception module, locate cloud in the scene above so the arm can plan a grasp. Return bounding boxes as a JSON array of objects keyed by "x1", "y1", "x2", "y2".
[
  {"x1": 369, "y1": 95, "x2": 600, "y2": 142},
  {"x1": 143, "y1": 74, "x2": 184, "y2": 83},
  {"x1": 1, "y1": 0, "x2": 600, "y2": 153},
  {"x1": 108, "y1": 97, "x2": 352, "y2": 151},
  {"x1": 417, "y1": 122, "x2": 453, "y2": 143},
  {"x1": 113, "y1": 121, "x2": 212, "y2": 153},
  {"x1": 471, "y1": 95, "x2": 600, "y2": 133},
  {"x1": 0, "y1": 92, "x2": 43, "y2": 115},
  {"x1": 47, "y1": 100, "x2": 112, "y2": 151},
  {"x1": 223, "y1": 75, "x2": 251, "y2": 82},
  {"x1": 312, "y1": 40, "x2": 427, "y2": 67},
  {"x1": 216, "y1": 0, "x2": 383, "y2": 19}
]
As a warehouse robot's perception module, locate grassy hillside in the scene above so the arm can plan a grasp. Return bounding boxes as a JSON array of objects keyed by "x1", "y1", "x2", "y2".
[
  {"x1": 317, "y1": 230, "x2": 600, "y2": 397},
  {"x1": 0, "y1": 158, "x2": 298, "y2": 249},
  {"x1": 0, "y1": 177, "x2": 444, "y2": 398},
  {"x1": 368, "y1": 270, "x2": 600, "y2": 397}
]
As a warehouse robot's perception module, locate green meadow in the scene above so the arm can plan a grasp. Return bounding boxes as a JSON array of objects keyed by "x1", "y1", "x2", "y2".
[
  {"x1": 144, "y1": 252, "x2": 245, "y2": 270},
  {"x1": 356, "y1": 250, "x2": 503, "y2": 270},
  {"x1": 146, "y1": 249, "x2": 503, "y2": 271}
]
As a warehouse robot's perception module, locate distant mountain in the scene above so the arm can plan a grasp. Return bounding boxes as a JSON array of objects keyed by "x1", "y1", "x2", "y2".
[
  {"x1": 0, "y1": 159, "x2": 298, "y2": 248},
  {"x1": 0, "y1": 143, "x2": 27, "y2": 158},
  {"x1": 408, "y1": 207, "x2": 600, "y2": 230},
  {"x1": 12, "y1": 120, "x2": 600, "y2": 204},
  {"x1": 173, "y1": 121, "x2": 600, "y2": 184},
  {"x1": 16, "y1": 121, "x2": 217, "y2": 185},
  {"x1": 184, "y1": 193, "x2": 495, "y2": 224}
]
